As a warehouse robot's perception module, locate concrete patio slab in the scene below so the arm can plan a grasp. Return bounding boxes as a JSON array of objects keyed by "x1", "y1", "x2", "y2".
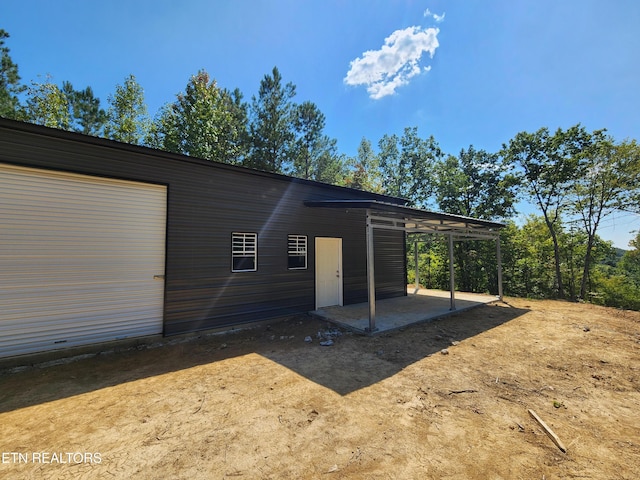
[{"x1": 311, "y1": 288, "x2": 500, "y2": 334}]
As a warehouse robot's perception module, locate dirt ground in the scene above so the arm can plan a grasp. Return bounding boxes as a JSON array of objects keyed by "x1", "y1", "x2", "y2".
[{"x1": 0, "y1": 297, "x2": 639, "y2": 480}]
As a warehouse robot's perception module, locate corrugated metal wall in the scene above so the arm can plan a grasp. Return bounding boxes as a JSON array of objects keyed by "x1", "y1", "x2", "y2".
[{"x1": 0, "y1": 119, "x2": 406, "y2": 338}]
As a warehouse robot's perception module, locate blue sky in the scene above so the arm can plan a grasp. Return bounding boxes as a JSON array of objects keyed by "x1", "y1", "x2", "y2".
[{"x1": 3, "y1": 0, "x2": 639, "y2": 247}]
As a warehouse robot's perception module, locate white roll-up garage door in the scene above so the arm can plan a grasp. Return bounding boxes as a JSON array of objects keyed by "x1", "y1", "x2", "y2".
[{"x1": 0, "y1": 163, "x2": 167, "y2": 358}]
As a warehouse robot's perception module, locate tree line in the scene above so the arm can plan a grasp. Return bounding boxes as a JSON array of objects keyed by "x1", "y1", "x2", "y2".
[{"x1": 2, "y1": 29, "x2": 639, "y2": 309}]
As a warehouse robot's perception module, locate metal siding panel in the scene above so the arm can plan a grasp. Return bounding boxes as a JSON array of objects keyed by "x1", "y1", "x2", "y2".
[
  {"x1": 0, "y1": 163, "x2": 166, "y2": 358},
  {"x1": 374, "y1": 229, "x2": 407, "y2": 299},
  {"x1": 162, "y1": 175, "x2": 376, "y2": 332}
]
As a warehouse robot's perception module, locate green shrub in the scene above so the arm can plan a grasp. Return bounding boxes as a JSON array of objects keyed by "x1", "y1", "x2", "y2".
[{"x1": 590, "y1": 275, "x2": 640, "y2": 311}]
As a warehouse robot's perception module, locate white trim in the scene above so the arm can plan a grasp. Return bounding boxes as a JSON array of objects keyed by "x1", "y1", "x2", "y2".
[
  {"x1": 231, "y1": 232, "x2": 257, "y2": 272},
  {"x1": 287, "y1": 234, "x2": 307, "y2": 270}
]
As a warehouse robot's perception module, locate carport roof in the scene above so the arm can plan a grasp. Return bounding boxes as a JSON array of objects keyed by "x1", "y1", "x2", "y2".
[{"x1": 304, "y1": 199, "x2": 505, "y2": 239}]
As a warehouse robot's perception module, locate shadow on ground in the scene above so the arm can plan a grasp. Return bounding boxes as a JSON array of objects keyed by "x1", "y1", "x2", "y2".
[
  {"x1": 264, "y1": 301, "x2": 529, "y2": 395},
  {"x1": 0, "y1": 301, "x2": 528, "y2": 413}
]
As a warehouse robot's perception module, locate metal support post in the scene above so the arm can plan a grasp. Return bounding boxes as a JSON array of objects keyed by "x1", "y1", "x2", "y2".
[
  {"x1": 366, "y1": 210, "x2": 377, "y2": 332},
  {"x1": 448, "y1": 233, "x2": 456, "y2": 310},
  {"x1": 414, "y1": 240, "x2": 419, "y2": 293},
  {"x1": 496, "y1": 235, "x2": 503, "y2": 301}
]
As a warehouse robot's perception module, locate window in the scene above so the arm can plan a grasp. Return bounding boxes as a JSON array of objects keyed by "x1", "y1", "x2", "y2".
[
  {"x1": 288, "y1": 235, "x2": 307, "y2": 270},
  {"x1": 232, "y1": 232, "x2": 257, "y2": 272}
]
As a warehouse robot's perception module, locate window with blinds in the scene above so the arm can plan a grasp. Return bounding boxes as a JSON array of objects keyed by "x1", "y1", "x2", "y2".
[
  {"x1": 232, "y1": 232, "x2": 257, "y2": 272},
  {"x1": 288, "y1": 234, "x2": 307, "y2": 270}
]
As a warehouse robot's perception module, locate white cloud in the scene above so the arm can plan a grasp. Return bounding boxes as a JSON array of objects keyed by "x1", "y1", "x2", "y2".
[
  {"x1": 344, "y1": 26, "x2": 440, "y2": 99},
  {"x1": 424, "y1": 8, "x2": 445, "y2": 22}
]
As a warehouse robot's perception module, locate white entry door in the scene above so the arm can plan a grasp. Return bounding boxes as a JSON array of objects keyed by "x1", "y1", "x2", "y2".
[{"x1": 315, "y1": 237, "x2": 343, "y2": 309}]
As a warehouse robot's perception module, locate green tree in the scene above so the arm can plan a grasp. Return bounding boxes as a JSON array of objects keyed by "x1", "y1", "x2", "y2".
[
  {"x1": 514, "y1": 215, "x2": 558, "y2": 298},
  {"x1": 378, "y1": 127, "x2": 441, "y2": 206},
  {"x1": 497, "y1": 222, "x2": 529, "y2": 297},
  {"x1": 151, "y1": 70, "x2": 248, "y2": 164},
  {"x1": 618, "y1": 231, "x2": 640, "y2": 285},
  {"x1": 104, "y1": 74, "x2": 150, "y2": 145},
  {"x1": 147, "y1": 103, "x2": 176, "y2": 151},
  {"x1": 591, "y1": 233, "x2": 640, "y2": 309},
  {"x1": 559, "y1": 225, "x2": 597, "y2": 300},
  {"x1": 434, "y1": 146, "x2": 518, "y2": 220},
  {"x1": 407, "y1": 236, "x2": 448, "y2": 289},
  {"x1": 291, "y1": 101, "x2": 326, "y2": 180},
  {"x1": 502, "y1": 125, "x2": 589, "y2": 298},
  {"x1": 432, "y1": 146, "x2": 518, "y2": 293},
  {"x1": 617, "y1": 140, "x2": 640, "y2": 212},
  {"x1": 0, "y1": 29, "x2": 25, "y2": 119},
  {"x1": 308, "y1": 136, "x2": 346, "y2": 184},
  {"x1": 377, "y1": 132, "x2": 401, "y2": 193},
  {"x1": 226, "y1": 87, "x2": 250, "y2": 163},
  {"x1": 247, "y1": 66, "x2": 296, "y2": 173},
  {"x1": 62, "y1": 81, "x2": 106, "y2": 136},
  {"x1": 591, "y1": 273, "x2": 640, "y2": 310},
  {"x1": 343, "y1": 137, "x2": 383, "y2": 192},
  {"x1": 571, "y1": 133, "x2": 640, "y2": 299},
  {"x1": 24, "y1": 75, "x2": 70, "y2": 129}
]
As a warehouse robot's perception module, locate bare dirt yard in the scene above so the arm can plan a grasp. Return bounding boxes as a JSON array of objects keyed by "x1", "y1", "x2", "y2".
[{"x1": 1, "y1": 297, "x2": 639, "y2": 479}]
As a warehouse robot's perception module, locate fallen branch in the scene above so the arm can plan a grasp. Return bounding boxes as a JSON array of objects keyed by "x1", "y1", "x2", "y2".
[
  {"x1": 528, "y1": 409, "x2": 567, "y2": 453},
  {"x1": 448, "y1": 389, "x2": 478, "y2": 395},
  {"x1": 192, "y1": 394, "x2": 206, "y2": 414}
]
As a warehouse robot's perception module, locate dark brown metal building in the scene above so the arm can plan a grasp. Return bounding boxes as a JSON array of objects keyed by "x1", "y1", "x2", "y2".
[{"x1": 0, "y1": 118, "x2": 408, "y2": 358}]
